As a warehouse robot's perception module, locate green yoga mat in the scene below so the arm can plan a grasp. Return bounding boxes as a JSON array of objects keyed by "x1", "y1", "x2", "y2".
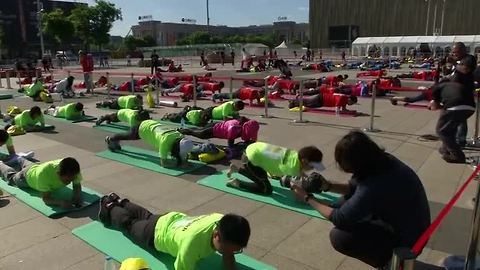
[
  {"x1": 0, "y1": 180, "x2": 102, "y2": 217},
  {"x1": 45, "y1": 114, "x2": 97, "y2": 123},
  {"x1": 0, "y1": 122, "x2": 55, "y2": 136},
  {"x1": 0, "y1": 94, "x2": 13, "y2": 100},
  {"x1": 73, "y1": 221, "x2": 276, "y2": 270},
  {"x1": 93, "y1": 122, "x2": 131, "y2": 133},
  {"x1": 96, "y1": 145, "x2": 205, "y2": 176},
  {"x1": 198, "y1": 172, "x2": 340, "y2": 219}
]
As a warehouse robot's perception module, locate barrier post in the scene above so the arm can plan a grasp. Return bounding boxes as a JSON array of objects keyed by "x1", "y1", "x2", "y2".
[
  {"x1": 130, "y1": 73, "x2": 135, "y2": 94},
  {"x1": 389, "y1": 248, "x2": 416, "y2": 270},
  {"x1": 467, "y1": 90, "x2": 480, "y2": 147},
  {"x1": 35, "y1": 69, "x2": 40, "y2": 79},
  {"x1": 363, "y1": 82, "x2": 380, "y2": 132},
  {"x1": 261, "y1": 77, "x2": 271, "y2": 118},
  {"x1": 464, "y1": 177, "x2": 480, "y2": 270},
  {"x1": 106, "y1": 72, "x2": 111, "y2": 99},
  {"x1": 193, "y1": 75, "x2": 198, "y2": 107},
  {"x1": 0, "y1": 71, "x2": 3, "y2": 88},
  {"x1": 5, "y1": 71, "x2": 12, "y2": 89},
  {"x1": 229, "y1": 76, "x2": 233, "y2": 101},
  {"x1": 293, "y1": 80, "x2": 307, "y2": 123},
  {"x1": 16, "y1": 70, "x2": 21, "y2": 86},
  {"x1": 155, "y1": 77, "x2": 160, "y2": 105}
]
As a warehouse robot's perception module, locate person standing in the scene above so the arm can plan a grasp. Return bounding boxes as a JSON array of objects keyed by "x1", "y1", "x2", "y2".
[
  {"x1": 230, "y1": 50, "x2": 235, "y2": 66},
  {"x1": 341, "y1": 51, "x2": 346, "y2": 63},
  {"x1": 200, "y1": 50, "x2": 206, "y2": 66},
  {"x1": 79, "y1": 50, "x2": 94, "y2": 93},
  {"x1": 431, "y1": 81, "x2": 475, "y2": 163},
  {"x1": 220, "y1": 51, "x2": 225, "y2": 66},
  {"x1": 150, "y1": 50, "x2": 159, "y2": 75},
  {"x1": 449, "y1": 42, "x2": 478, "y2": 147}
]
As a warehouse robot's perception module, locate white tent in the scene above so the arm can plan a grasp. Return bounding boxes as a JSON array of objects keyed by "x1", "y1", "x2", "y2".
[
  {"x1": 351, "y1": 35, "x2": 480, "y2": 57},
  {"x1": 274, "y1": 41, "x2": 304, "y2": 57}
]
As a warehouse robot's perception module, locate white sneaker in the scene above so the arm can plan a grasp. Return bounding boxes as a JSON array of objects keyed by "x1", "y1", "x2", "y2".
[{"x1": 19, "y1": 151, "x2": 34, "y2": 159}]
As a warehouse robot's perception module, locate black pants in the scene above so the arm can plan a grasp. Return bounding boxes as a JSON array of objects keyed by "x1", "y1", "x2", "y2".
[
  {"x1": 330, "y1": 222, "x2": 398, "y2": 268},
  {"x1": 97, "y1": 113, "x2": 119, "y2": 125},
  {"x1": 404, "y1": 92, "x2": 427, "y2": 103},
  {"x1": 111, "y1": 125, "x2": 140, "y2": 141},
  {"x1": 289, "y1": 94, "x2": 323, "y2": 108},
  {"x1": 213, "y1": 90, "x2": 239, "y2": 101},
  {"x1": 98, "y1": 100, "x2": 120, "y2": 110},
  {"x1": 109, "y1": 201, "x2": 161, "y2": 248},
  {"x1": 151, "y1": 62, "x2": 158, "y2": 75},
  {"x1": 436, "y1": 109, "x2": 474, "y2": 160},
  {"x1": 236, "y1": 154, "x2": 272, "y2": 195},
  {"x1": 180, "y1": 125, "x2": 236, "y2": 147}
]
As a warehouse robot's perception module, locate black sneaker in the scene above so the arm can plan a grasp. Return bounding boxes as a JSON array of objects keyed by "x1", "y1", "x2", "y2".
[
  {"x1": 390, "y1": 98, "x2": 398, "y2": 106},
  {"x1": 98, "y1": 196, "x2": 115, "y2": 226},
  {"x1": 95, "y1": 119, "x2": 103, "y2": 126},
  {"x1": 280, "y1": 176, "x2": 292, "y2": 188},
  {"x1": 442, "y1": 154, "x2": 466, "y2": 164},
  {"x1": 105, "y1": 136, "x2": 121, "y2": 151}
]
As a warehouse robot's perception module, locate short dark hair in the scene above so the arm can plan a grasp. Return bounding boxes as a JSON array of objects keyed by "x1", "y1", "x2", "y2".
[
  {"x1": 349, "y1": 96, "x2": 358, "y2": 104},
  {"x1": 59, "y1": 157, "x2": 80, "y2": 177},
  {"x1": 218, "y1": 213, "x2": 250, "y2": 247},
  {"x1": 298, "y1": 146, "x2": 323, "y2": 163},
  {"x1": 335, "y1": 130, "x2": 390, "y2": 178},
  {"x1": 30, "y1": 106, "x2": 42, "y2": 117},
  {"x1": 234, "y1": 100, "x2": 245, "y2": 110},
  {"x1": 0, "y1": 130, "x2": 9, "y2": 144},
  {"x1": 74, "y1": 102, "x2": 84, "y2": 112},
  {"x1": 136, "y1": 109, "x2": 151, "y2": 121},
  {"x1": 135, "y1": 94, "x2": 143, "y2": 100},
  {"x1": 219, "y1": 81, "x2": 225, "y2": 88},
  {"x1": 453, "y1": 42, "x2": 466, "y2": 51}
]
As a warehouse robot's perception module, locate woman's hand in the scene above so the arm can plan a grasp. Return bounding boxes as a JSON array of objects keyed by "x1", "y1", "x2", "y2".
[{"x1": 290, "y1": 183, "x2": 309, "y2": 202}]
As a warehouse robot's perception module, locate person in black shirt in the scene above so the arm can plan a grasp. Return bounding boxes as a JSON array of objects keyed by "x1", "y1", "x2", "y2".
[
  {"x1": 431, "y1": 81, "x2": 475, "y2": 163},
  {"x1": 220, "y1": 51, "x2": 225, "y2": 66},
  {"x1": 150, "y1": 50, "x2": 159, "y2": 75},
  {"x1": 290, "y1": 130, "x2": 430, "y2": 268},
  {"x1": 450, "y1": 42, "x2": 477, "y2": 147}
]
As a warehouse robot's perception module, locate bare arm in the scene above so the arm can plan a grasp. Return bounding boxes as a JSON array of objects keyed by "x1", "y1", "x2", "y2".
[
  {"x1": 6, "y1": 145, "x2": 16, "y2": 157},
  {"x1": 42, "y1": 192, "x2": 72, "y2": 209},
  {"x1": 72, "y1": 184, "x2": 82, "y2": 206}
]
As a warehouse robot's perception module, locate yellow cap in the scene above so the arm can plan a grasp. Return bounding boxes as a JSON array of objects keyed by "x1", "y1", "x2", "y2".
[{"x1": 119, "y1": 258, "x2": 149, "y2": 270}]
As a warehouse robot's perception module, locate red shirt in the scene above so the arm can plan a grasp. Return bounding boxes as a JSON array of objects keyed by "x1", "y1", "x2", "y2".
[
  {"x1": 80, "y1": 54, "x2": 94, "y2": 72},
  {"x1": 267, "y1": 76, "x2": 280, "y2": 85},
  {"x1": 180, "y1": 84, "x2": 194, "y2": 95},
  {"x1": 322, "y1": 93, "x2": 348, "y2": 107},
  {"x1": 324, "y1": 76, "x2": 338, "y2": 86},
  {"x1": 238, "y1": 87, "x2": 260, "y2": 100},
  {"x1": 201, "y1": 82, "x2": 222, "y2": 92}
]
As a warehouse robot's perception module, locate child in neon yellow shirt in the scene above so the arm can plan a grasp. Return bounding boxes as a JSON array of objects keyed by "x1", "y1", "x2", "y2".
[
  {"x1": 0, "y1": 157, "x2": 83, "y2": 208},
  {"x1": 227, "y1": 142, "x2": 325, "y2": 195},
  {"x1": 98, "y1": 193, "x2": 250, "y2": 270},
  {"x1": 44, "y1": 102, "x2": 84, "y2": 120}
]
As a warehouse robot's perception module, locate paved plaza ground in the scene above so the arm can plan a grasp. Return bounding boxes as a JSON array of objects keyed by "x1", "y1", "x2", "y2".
[{"x1": 0, "y1": 63, "x2": 478, "y2": 270}]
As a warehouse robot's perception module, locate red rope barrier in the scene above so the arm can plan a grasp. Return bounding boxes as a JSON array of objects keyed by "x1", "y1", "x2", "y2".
[{"x1": 411, "y1": 166, "x2": 480, "y2": 255}]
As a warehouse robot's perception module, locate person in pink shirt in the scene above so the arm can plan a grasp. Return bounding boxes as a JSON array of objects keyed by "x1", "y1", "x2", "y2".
[{"x1": 178, "y1": 117, "x2": 259, "y2": 147}]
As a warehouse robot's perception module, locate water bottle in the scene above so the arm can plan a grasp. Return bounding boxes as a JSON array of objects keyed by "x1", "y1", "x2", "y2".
[
  {"x1": 180, "y1": 118, "x2": 186, "y2": 128},
  {"x1": 104, "y1": 256, "x2": 115, "y2": 270}
]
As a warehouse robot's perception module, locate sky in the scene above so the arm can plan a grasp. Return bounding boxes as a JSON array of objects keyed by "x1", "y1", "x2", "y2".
[{"x1": 60, "y1": 0, "x2": 309, "y2": 36}]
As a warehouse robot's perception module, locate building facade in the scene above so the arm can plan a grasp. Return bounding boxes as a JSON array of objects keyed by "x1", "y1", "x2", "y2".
[
  {"x1": 131, "y1": 20, "x2": 309, "y2": 47},
  {"x1": 309, "y1": 0, "x2": 480, "y2": 48},
  {"x1": 0, "y1": 0, "x2": 84, "y2": 58}
]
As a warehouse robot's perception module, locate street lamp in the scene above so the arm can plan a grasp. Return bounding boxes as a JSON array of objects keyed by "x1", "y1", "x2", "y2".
[
  {"x1": 37, "y1": 0, "x2": 45, "y2": 57},
  {"x1": 432, "y1": 0, "x2": 438, "y2": 35},
  {"x1": 206, "y1": 0, "x2": 210, "y2": 32},
  {"x1": 440, "y1": 0, "x2": 446, "y2": 35},
  {"x1": 425, "y1": 0, "x2": 431, "y2": 35}
]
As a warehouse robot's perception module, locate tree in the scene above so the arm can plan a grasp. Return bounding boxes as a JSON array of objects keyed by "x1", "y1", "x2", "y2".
[
  {"x1": 42, "y1": 9, "x2": 75, "y2": 45},
  {"x1": 89, "y1": 0, "x2": 122, "y2": 49},
  {"x1": 69, "y1": 0, "x2": 122, "y2": 50},
  {"x1": 142, "y1": 35, "x2": 156, "y2": 47}
]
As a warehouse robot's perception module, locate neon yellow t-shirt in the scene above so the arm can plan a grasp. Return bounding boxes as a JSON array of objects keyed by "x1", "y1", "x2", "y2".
[
  {"x1": 25, "y1": 159, "x2": 82, "y2": 192},
  {"x1": 138, "y1": 120, "x2": 183, "y2": 160},
  {"x1": 57, "y1": 103, "x2": 82, "y2": 120},
  {"x1": 117, "y1": 109, "x2": 139, "y2": 126},
  {"x1": 185, "y1": 110, "x2": 202, "y2": 126},
  {"x1": 14, "y1": 110, "x2": 45, "y2": 128},
  {"x1": 25, "y1": 81, "x2": 44, "y2": 97},
  {"x1": 118, "y1": 95, "x2": 141, "y2": 109},
  {"x1": 245, "y1": 142, "x2": 301, "y2": 177},
  {"x1": 212, "y1": 101, "x2": 237, "y2": 120},
  {"x1": 154, "y1": 212, "x2": 222, "y2": 270}
]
